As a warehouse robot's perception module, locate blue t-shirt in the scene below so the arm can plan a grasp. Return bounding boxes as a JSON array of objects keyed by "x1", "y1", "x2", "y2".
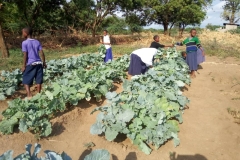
[{"x1": 22, "y1": 38, "x2": 42, "y2": 65}]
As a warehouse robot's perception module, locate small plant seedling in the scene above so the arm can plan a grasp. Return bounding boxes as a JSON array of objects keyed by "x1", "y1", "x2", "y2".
[{"x1": 83, "y1": 142, "x2": 96, "y2": 149}]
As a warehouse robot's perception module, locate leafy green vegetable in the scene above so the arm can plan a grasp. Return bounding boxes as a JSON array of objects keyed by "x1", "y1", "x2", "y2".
[
  {"x1": 0, "y1": 144, "x2": 110, "y2": 160},
  {"x1": 91, "y1": 48, "x2": 190, "y2": 154},
  {"x1": 98, "y1": 45, "x2": 107, "y2": 58},
  {"x1": 0, "y1": 69, "x2": 22, "y2": 100},
  {"x1": 84, "y1": 149, "x2": 110, "y2": 160},
  {"x1": 0, "y1": 143, "x2": 72, "y2": 160},
  {"x1": 0, "y1": 54, "x2": 130, "y2": 137}
]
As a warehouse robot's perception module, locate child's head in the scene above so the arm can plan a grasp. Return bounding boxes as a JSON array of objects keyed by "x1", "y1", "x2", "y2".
[
  {"x1": 182, "y1": 51, "x2": 187, "y2": 57},
  {"x1": 22, "y1": 27, "x2": 33, "y2": 38},
  {"x1": 103, "y1": 30, "x2": 108, "y2": 36},
  {"x1": 190, "y1": 28, "x2": 197, "y2": 37},
  {"x1": 153, "y1": 35, "x2": 159, "y2": 42}
]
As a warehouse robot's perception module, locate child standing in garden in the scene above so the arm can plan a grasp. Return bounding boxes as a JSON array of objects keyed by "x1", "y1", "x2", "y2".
[
  {"x1": 176, "y1": 29, "x2": 205, "y2": 78},
  {"x1": 21, "y1": 27, "x2": 47, "y2": 99},
  {"x1": 102, "y1": 30, "x2": 113, "y2": 62}
]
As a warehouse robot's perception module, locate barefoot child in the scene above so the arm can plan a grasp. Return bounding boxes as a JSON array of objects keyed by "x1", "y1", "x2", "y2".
[
  {"x1": 176, "y1": 29, "x2": 205, "y2": 78},
  {"x1": 21, "y1": 27, "x2": 47, "y2": 99}
]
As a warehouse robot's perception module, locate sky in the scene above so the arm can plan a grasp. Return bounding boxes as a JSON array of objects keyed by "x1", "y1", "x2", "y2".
[
  {"x1": 200, "y1": 0, "x2": 228, "y2": 27},
  {"x1": 143, "y1": 0, "x2": 228, "y2": 29}
]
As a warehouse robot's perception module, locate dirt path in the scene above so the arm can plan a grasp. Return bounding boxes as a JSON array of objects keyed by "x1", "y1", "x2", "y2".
[{"x1": 0, "y1": 56, "x2": 240, "y2": 160}]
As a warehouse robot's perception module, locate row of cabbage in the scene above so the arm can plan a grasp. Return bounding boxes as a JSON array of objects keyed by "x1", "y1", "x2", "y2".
[
  {"x1": 90, "y1": 48, "x2": 191, "y2": 154},
  {"x1": 0, "y1": 143, "x2": 110, "y2": 160},
  {"x1": 0, "y1": 47, "x2": 191, "y2": 155},
  {"x1": 0, "y1": 54, "x2": 130, "y2": 137},
  {"x1": 0, "y1": 52, "x2": 104, "y2": 100}
]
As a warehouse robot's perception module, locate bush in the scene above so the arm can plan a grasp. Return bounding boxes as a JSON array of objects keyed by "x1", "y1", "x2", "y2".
[
  {"x1": 228, "y1": 28, "x2": 240, "y2": 34},
  {"x1": 205, "y1": 23, "x2": 222, "y2": 31}
]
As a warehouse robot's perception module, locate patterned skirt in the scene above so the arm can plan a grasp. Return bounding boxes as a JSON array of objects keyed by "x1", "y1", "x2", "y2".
[{"x1": 128, "y1": 54, "x2": 147, "y2": 76}]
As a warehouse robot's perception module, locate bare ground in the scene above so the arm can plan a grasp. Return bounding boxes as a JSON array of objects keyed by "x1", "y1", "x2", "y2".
[{"x1": 0, "y1": 55, "x2": 240, "y2": 160}]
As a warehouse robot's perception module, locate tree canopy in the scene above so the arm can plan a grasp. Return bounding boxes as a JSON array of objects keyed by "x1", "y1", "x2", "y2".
[
  {"x1": 0, "y1": 0, "x2": 212, "y2": 57},
  {"x1": 143, "y1": 0, "x2": 212, "y2": 34},
  {"x1": 221, "y1": 0, "x2": 240, "y2": 24}
]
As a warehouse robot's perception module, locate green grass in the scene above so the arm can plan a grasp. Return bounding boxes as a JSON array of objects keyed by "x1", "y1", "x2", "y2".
[
  {"x1": 3, "y1": 36, "x2": 239, "y2": 71},
  {"x1": 201, "y1": 38, "x2": 240, "y2": 59},
  {"x1": 0, "y1": 44, "x2": 140, "y2": 71}
]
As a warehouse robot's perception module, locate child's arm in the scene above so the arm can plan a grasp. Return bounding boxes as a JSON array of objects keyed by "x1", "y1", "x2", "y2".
[
  {"x1": 22, "y1": 52, "x2": 27, "y2": 72},
  {"x1": 196, "y1": 38, "x2": 205, "y2": 56},
  {"x1": 200, "y1": 47, "x2": 205, "y2": 56},
  {"x1": 176, "y1": 38, "x2": 187, "y2": 46},
  {"x1": 164, "y1": 44, "x2": 174, "y2": 47},
  {"x1": 175, "y1": 42, "x2": 183, "y2": 46},
  {"x1": 39, "y1": 50, "x2": 47, "y2": 68}
]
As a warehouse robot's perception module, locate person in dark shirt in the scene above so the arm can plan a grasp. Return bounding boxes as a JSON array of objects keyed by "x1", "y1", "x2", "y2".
[{"x1": 150, "y1": 35, "x2": 174, "y2": 49}]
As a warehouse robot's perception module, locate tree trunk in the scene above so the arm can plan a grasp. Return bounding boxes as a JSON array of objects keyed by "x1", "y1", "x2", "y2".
[
  {"x1": 168, "y1": 23, "x2": 175, "y2": 36},
  {"x1": 178, "y1": 23, "x2": 186, "y2": 37},
  {"x1": 230, "y1": 10, "x2": 235, "y2": 24},
  {"x1": 0, "y1": 23, "x2": 9, "y2": 58},
  {"x1": 178, "y1": 24, "x2": 182, "y2": 37},
  {"x1": 92, "y1": 28, "x2": 96, "y2": 37},
  {"x1": 163, "y1": 22, "x2": 168, "y2": 35}
]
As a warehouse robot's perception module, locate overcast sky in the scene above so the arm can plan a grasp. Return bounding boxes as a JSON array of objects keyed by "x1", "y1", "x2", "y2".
[
  {"x1": 144, "y1": 0, "x2": 228, "y2": 29},
  {"x1": 201, "y1": 0, "x2": 228, "y2": 27}
]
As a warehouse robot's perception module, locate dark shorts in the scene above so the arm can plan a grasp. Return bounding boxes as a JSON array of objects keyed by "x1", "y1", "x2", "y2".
[{"x1": 23, "y1": 64, "x2": 43, "y2": 85}]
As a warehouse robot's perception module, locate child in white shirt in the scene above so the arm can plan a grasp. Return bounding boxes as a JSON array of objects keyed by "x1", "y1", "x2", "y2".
[{"x1": 102, "y1": 30, "x2": 113, "y2": 62}]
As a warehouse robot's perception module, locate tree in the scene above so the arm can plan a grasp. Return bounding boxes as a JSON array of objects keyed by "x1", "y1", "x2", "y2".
[
  {"x1": 72, "y1": 0, "x2": 143, "y2": 37},
  {"x1": 100, "y1": 16, "x2": 128, "y2": 35},
  {"x1": 221, "y1": 0, "x2": 240, "y2": 24},
  {"x1": 175, "y1": 0, "x2": 209, "y2": 36},
  {"x1": 14, "y1": 0, "x2": 64, "y2": 35},
  {"x1": 125, "y1": 13, "x2": 144, "y2": 34},
  {"x1": 144, "y1": 0, "x2": 212, "y2": 35},
  {"x1": 72, "y1": 0, "x2": 120, "y2": 37},
  {"x1": 0, "y1": 2, "x2": 9, "y2": 58}
]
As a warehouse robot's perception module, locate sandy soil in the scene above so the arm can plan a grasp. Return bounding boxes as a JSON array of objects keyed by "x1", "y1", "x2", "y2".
[{"x1": 0, "y1": 55, "x2": 240, "y2": 160}]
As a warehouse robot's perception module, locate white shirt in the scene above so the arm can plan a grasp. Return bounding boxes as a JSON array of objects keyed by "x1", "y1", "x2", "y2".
[
  {"x1": 103, "y1": 35, "x2": 111, "y2": 49},
  {"x1": 132, "y1": 48, "x2": 157, "y2": 66}
]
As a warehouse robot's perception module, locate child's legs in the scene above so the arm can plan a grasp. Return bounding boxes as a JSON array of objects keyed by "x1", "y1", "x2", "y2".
[
  {"x1": 23, "y1": 65, "x2": 35, "y2": 97},
  {"x1": 36, "y1": 84, "x2": 42, "y2": 93},
  {"x1": 24, "y1": 85, "x2": 32, "y2": 97},
  {"x1": 186, "y1": 51, "x2": 197, "y2": 77},
  {"x1": 34, "y1": 64, "x2": 44, "y2": 93}
]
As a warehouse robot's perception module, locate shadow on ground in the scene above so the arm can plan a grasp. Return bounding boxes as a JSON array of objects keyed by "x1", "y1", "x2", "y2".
[
  {"x1": 170, "y1": 152, "x2": 208, "y2": 160},
  {"x1": 112, "y1": 152, "x2": 137, "y2": 160}
]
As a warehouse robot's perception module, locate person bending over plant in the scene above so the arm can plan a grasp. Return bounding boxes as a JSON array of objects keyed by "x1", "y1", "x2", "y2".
[{"x1": 128, "y1": 48, "x2": 158, "y2": 76}]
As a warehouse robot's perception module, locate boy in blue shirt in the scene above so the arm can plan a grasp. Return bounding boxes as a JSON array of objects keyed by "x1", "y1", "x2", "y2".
[{"x1": 21, "y1": 27, "x2": 47, "y2": 99}]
